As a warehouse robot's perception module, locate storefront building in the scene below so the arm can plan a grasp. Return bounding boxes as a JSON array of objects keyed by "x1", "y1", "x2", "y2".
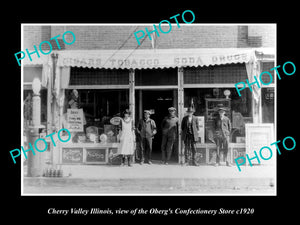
[{"x1": 22, "y1": 25, "x2": 276, "y2": 166}]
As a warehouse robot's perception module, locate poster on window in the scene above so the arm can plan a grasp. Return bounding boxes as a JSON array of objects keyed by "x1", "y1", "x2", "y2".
[{"x1": 67, "y1": 108, "x2": 84, "y2": 132}]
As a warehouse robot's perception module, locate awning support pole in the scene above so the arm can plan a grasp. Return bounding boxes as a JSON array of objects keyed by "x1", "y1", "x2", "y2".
[
  {"x1": 129, "y1": 69, "x2": 136, "y2": 163},
  {"x1": 178, "y1": 67, "x2": 184, "y2": 165}
]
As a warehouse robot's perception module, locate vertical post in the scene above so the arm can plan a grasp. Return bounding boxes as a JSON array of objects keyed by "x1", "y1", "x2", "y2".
[
  {"x1": 251, "y1": 96, "x2": 257, "y2": 123},
  {"x1": 139, "y1": 90, "x2": 142, "y2": 120},
  {"x1": 258, "y1": 60, "x2": 263, "y2": 123},
  {"x1": 177, "y1": 67, "x2": 184, "y2": 164},
  {"x1": 51, "y1": 53, "x2": 59, "y2": 166},
  {"x1": 129, "y1": 69, "x2": 135, "y2": 123},
  {"x1": 118, "y1": 89, "x2": 121, "y2": 115},
  {"x1": 51, "y1": 53, "x2": 57, "y2": 131},
  {"x1": 251, "y1": 53, "x2": 262, "y2": 124},
  {"x1": 95, "y1": 92, "x2": 97, "y2": 117},
  {"x1": 173, "y1": 89, "x2": 178, "y2": 159},
  {"x1": 57, "y1": 66, "x2": 64, "y2": 166},
  {"x1": 252, "y1": 92, "x2": 262, "y2": 123},
  {"x1": 129, "y1": 69, "x2": 135, "y2": 163},
  {"x1": 32, "y1": 95, "x2": 41, "y2": 126},
  {"x1": 47, "y1": 65, "x2": 52, "y2": 136},
  {"x1": 27, "y1": 78, "x2": 45, "y2": 177}
]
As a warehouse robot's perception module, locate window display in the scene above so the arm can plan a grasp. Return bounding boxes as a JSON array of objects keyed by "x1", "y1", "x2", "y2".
[
  {"x1": 64, "y1": 89, "x2": 129, "y2": 144},
  {"x1": 184, "y1": 88, "x2": 252, "y2": 143}
]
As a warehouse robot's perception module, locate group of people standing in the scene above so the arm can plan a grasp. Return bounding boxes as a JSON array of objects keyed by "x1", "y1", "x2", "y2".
[{"x1": 117, "y1": 105, "x2": 231, "y2": 167}]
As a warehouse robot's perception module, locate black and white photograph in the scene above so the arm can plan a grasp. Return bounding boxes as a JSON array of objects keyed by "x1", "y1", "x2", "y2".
[
  {"x1": 4, "y1": 5, "x2": 298, "y2": 221},
  {"x1": 20, "y1": 23, "x2": 277, "y2": 195}
]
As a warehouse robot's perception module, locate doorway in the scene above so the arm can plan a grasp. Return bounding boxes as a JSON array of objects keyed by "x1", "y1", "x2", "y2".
[{"x1": 135, "y1": 89, "x2": 178, "y2": 163}]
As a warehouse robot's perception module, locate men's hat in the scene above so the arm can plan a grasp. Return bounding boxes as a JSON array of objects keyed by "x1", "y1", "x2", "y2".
[
  {"x1": 218, "y1": 108, "x2": 227, "y2": 112},
  {"x1": 144, "y1": 110, "x2": 151, "y2": 115},
  {"x1": 168, "y1": 107, "x2": 176, "y2": 112},
  {"x1": 216, "y1": 104, "x2": 227, "y2": 112},
  {"x1": 186, "y1": 107, "x2": 195, "y2": 113}
]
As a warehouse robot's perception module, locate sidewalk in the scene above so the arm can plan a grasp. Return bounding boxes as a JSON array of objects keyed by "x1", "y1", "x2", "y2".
[{"x1": 23, "y1": 162, "x2": 276, "y2": 195}]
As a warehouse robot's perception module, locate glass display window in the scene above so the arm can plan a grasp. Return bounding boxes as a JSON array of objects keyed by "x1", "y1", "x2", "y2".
[
  {"x1": 184, "y1": 88, "x2": 254, "y2": 143},
  {"x1": 64, "y1": 89, "x2": 129, "y2": 143}
]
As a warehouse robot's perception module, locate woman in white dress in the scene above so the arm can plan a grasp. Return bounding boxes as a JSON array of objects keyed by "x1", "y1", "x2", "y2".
[{"x1": 118, "y1": 110, "x2": 135, "y2": 166}]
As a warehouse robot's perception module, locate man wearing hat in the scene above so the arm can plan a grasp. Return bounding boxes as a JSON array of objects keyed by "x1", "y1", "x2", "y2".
[
  {"x1": 161, "y1": 107, "x2": 179, "y2": 164},
  {"x1": 136, "y1": 110, "x2": 157, "y2": 164},
  {"x1": 181, "y1": 107, "x2": 200, "y2": 166},
  {"x1": 213, "y1": 104, "x2": 232, "y2": 166}
]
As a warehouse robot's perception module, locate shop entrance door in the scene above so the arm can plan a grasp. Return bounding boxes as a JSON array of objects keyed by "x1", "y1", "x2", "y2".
[{"x1": 135, "y1": 90, "x2": 178, "y2": 163}]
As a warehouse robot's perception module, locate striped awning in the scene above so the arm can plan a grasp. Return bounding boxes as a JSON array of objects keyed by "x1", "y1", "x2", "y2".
[
  {"x1": 56, "y1": 48, "x2": 256, "y2": 69},
  {"x1": 22, "y1": 48, "x2": 275, "y2": 69}
]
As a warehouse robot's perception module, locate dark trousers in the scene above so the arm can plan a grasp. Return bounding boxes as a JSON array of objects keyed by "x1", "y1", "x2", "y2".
[
  {"x1": 161, "y1": 134, "x2": 176, "y2": 163},
  {"x1": 184, "y1": 133, "x2": 196, "y2": 164},
  {"x1": 215, "y1": 135, "x2": 229, "y2": 163},
  {"x1": 121, "y1": 155, "x2": 132, "y2": 166},
  {"x1": 139, "y1": 137, "x2": 152, "y2": 163}
]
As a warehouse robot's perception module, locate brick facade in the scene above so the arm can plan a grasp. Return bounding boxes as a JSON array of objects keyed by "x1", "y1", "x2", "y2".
[
  {"x1": 248, "y1": 25, "x2": 276, "y2": 48},
  {"x1": 23, "y1": 26, "x2": 50, "y2": 49},
  {"x1": 22, "y1": 24, "x2": 275, "y2": 50}
]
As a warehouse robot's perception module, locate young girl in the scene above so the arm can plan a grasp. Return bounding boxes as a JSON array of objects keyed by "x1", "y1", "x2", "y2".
[{"x1": 118, "y1": 109, "x2": 135, "y2": 166}]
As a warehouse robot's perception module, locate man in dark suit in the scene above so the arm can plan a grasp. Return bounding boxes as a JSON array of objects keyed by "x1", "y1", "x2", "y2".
[
  {"x1": 213, "y1": 106, "x2": 232, "y2": 166},
  {"x1": 181, "y1": 107, "x2": 200, "y2": 166}
]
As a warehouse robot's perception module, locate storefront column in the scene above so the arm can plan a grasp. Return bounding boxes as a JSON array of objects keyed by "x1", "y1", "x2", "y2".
[
  {"x1": 51, "y1": 53, "x2": 60, "y2": 166},
  {"x1": 129, "y1": 69, "x2": 135, "y2": 123},
  {"x1": 138, "y1": 90, "x2": 142, "y2": 120},
  {"x1": 46, "y1": 85, "x2": 52, "y2": 134},
  {"x1": 253, "y1": 94, "x2": 262, "y2": 123},
  {"x1": 252, "y1": 60, "x2": 263, "y2": 124},
  {"x1": 177, "y1": 67, "x2": 184, "y2": 164},
  {"x1": 46, "y1": 65, "x2": 53, "y2": 161},
  {"x1": 129, "y1": 69, "x2": 136, "y2": 162},
  {"x1": 258, "y1": 60, "x2": 263, "y2": 123}
]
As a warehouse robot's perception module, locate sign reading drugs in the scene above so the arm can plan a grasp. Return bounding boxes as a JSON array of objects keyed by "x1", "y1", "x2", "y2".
[{"x1": 67, "y1": 109, "x2": 84, "y2": 132}]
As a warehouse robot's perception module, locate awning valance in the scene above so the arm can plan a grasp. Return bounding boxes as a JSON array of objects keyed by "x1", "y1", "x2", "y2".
[
  {"x1": 53, "y1": 48, "x2": 274, "y2": 69},
  {"x1": 22, "y1": 48, "x2": 275, "y2": 69}
]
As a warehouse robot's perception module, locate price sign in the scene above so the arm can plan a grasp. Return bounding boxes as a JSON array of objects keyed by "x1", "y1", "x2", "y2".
[{"x1": 67, "y1": 108, "x2": 84, "y2": 132}]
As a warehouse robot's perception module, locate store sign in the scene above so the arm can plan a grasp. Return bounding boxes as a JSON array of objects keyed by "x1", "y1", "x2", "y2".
[
  {"x1": 86, "y1": 148, "x2": 106, "y2": 163},
  {"x1": 67, "y1": 109, "x2": 84, "y2": 132},
  {"x1": 62, "y1": 55, "x2": 249, "y2": 68},
  {"x1": 232, "y1": 148, "x2": 246, "y2": 165},
  {"x1": 211, "y1": 53, "x2": 248, "y2": 64},
  {"x1": 58, "y1": 49, "x2": 253, "y2": 69},
  {"x1": 62, "y1": 148, "x2": 83, "y2": 163},
  {"x1": 62, "y1": 57, "x2": 160, "y2": 68}
]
